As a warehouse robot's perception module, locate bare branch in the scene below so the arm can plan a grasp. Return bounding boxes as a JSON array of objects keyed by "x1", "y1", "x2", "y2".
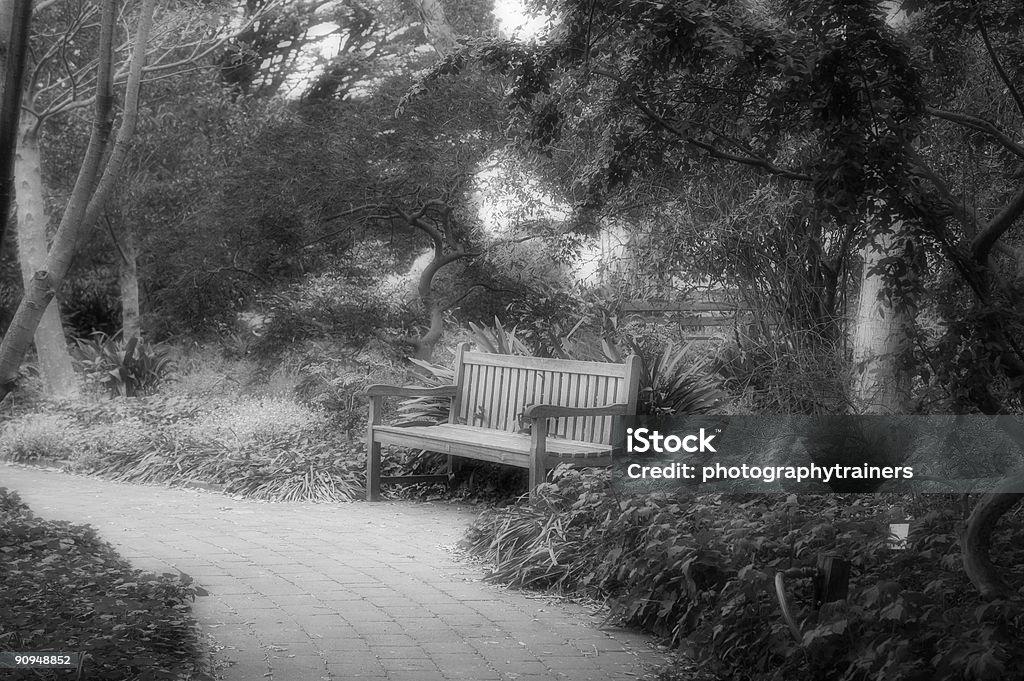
[
  {"x1": 322, "y1": 203, "x2": 392, "y2": 223},
  {"x1": 79, "y1": 0, "x2": 158, "y2": 243},
  {"x1": 925, "y1": 107, "x2": 1024, "y2": 160},
  {"x1": 904, "y1": 144, "x2": 978, "y2": 236},
  {"x1": 975, "y1": 15, "x2": 1024, "y2": 121},
  {"x1": 972, "y1": 184, "x2": 1024, "y2": 263}
]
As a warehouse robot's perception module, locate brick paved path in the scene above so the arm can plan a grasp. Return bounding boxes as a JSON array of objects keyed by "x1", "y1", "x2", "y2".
[{"x1": 2, "y1": 464, "x2": 670, "y2": 681}]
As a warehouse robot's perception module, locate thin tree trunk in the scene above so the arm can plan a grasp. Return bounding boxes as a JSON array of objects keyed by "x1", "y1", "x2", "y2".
[
  {"x1": 0, "y1": 0, "x2": 32, "y2": 251},
  {"x1": 14, "y1": 115, "x2": 78, "y2": 395},
  {"x1": 850, "y1": 231, "x2": 911, "y2": 414},
  {"x1": 415, "y1": 0, "x2": 457, "y2": 57},
  {"x1": 962, "y1": 470, "x2": 1024, "y2": 599},
  {"x1": 117, "y1": 221, "x2": 141, "y2": 340}
]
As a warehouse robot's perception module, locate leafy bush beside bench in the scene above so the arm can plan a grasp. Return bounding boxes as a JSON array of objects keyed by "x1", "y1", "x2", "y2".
[
  {"x1": 0, "y1": 488, "x2": 207, "y2": 680},
  {"x1": 463, "y1": 468, "x2": 1024, "y2": 681},
  {"x1": 0, "y1": 395, "x2": 365, "y2": 502}
]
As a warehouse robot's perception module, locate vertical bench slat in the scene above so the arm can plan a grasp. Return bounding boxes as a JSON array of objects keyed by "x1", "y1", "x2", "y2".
[
  {"x1": 567, "y1": 373, "x2": 580, "y2": 440},
  {"x1": 513, "y1": 367, "x2": 527, "y2": 430},
  {"x1": 585, "y1": 374, "x2": 597, "y2": 440},
  {"x1": 499, "y1": 366, "x2": 515, "y2": 431},
  {"x1": 460, "y1": 363, "x2": 473, "y2": 425},
  {"x1": 598, "y1": 376, "x2": 606, "y2": 440},
  {"x1": 470, "y1": 363, "x2": 484, "y2": 425},
  {"x1": 487, "y1": 364, "x2": 501, "y2": 427},
  {"x1": 601, "y1": 375, "x2": 614, "y2": 441},
  {"x1": 450, "y1": 343, "x2": 469, "y2": 426},
  {"x1": 497, "y1": 366, "x2": 514, "y2": 431},
  {"x1": 480, "y1": 363, "x2": 494, "y2": 426},
  {"x1": 582, "y1": 374, "x2": 595, "y2": 441},
  {"x1": 560, "y1": 371, "x2": 574, "y2": 438},
  {"x1": 576, "y1": 373, "x2": 588, "y2": 440},
  {"x1": 489, "y1": 364, "x2": 501, "y2": 428},
  {"x1": 550, "y1": 371, "x2": 565, "y2": 438}
]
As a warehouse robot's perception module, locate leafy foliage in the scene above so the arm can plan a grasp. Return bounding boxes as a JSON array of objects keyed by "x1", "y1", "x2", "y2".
[
  {"x1": 463, "y1": 471, "x2": 1024, "y2": 680},
  {"x1": 11, "y1": 394, "x2": 365, "y2": 502},
  {"x1": 414, "y1": 0, "x2": 1024, "y2": 413},
  {"x1": 628, "y1": 342, "x2": 725, "y2": 416},
  {"x1": 0, "y1": 488, "x2": 206, "y2": 680},
  {"x1": 72, "y1": 333, "x2": 175, "y2": 397},
  {"x1": 0, "y1": 413, "x2": 81, "y2": 462},
  {"x1": 715, "y1": 330, "x2": 849, "y2": 414},
  {"x1": 468, "y1": 319, "x2": 534, "y2": 355}
]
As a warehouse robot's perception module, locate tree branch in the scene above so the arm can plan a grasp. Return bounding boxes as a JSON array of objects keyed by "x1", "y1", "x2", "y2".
[
  {"x1": 322, "y1": 202, "x2": 391, "y2": 223},
  {"x1": 79, "y1": 0, "x2": 158, "y2": 246},
  {"x1": 590, "y1": 67, "x2": 813, "y2": 182},
  {"x1": 975, "y1": 15, "x2": 1024, "y2": 121},
  {"x1": 904, "y1": 144, "x2": 978, "y2": 236},
  {"x1": 925, "y1": 107, "x2": 1024, "y2": 161},
  {"x1": 972, "y1": 183, "x2": 1024, "y2": 263}
]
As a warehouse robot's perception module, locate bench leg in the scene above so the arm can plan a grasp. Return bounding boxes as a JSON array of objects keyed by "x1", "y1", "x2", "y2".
[
  {"x1": 367, "y1": 396, "x2": 382, "y2": 501},
  {"x1": 367, "y1": 440, "x2": 382, "y2": 501},
  {"x1": 529, "y1": 418, "x2": 548, "y2": 503}
]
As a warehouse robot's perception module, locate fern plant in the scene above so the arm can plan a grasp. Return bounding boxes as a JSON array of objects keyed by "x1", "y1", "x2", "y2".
[
  {"x1": 394, "y1": 358, "x2": 455, "y2": 426},
  {"x1": 636, "y1": 343, "x2": 724, "y2": 415},
  {"x1": 72, "y1": 333, "x2": 175, "y2": 397},
  {"x1": 468, "y1": 319, "x2": 533, "y2": 355}
]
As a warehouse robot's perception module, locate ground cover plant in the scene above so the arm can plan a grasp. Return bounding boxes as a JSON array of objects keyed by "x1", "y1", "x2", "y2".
[
  {"x1": 0, "y1": 389, "x2": 366, "y2": 503},
  {"x1": 462, "y1": 467, "x2": 1024, "y2": 681},
  {"x1": 0, "y1": 488, "x2": 207, "y2": 680}
]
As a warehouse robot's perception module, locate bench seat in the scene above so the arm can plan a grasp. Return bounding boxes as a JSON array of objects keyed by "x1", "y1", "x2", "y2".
[{"x1": 372, "y1": 423, "x2": 614, "y2": 468}]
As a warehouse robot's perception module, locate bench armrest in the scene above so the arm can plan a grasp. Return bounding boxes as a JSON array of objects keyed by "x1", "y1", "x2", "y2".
[
  {"x1": 366, "y1": 384, "x2": 458, "y2": 398},
  {"x1": 523, "y1": 403, "x2": 630, "y2": 419}
]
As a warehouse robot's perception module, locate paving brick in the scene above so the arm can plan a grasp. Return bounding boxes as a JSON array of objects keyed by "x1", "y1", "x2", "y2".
[
  {"x1": 325, "y1": 659, "x2": 388, "y2": 677},
  {"x1": 348, "y1": 619, "x2": 404, "y2": 635},
  {"x1": 2, "y1": 465, "x2": 671, "y2": 681},
  {"x1": 418, "y1": 639, "x2": 480, "y2": 655}
]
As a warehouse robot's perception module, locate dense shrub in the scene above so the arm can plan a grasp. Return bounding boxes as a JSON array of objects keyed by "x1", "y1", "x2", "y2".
[
  {"x1": 0, "y1": 488, "x2": 206, "y2": 680},
  {"x1": 463, "y1": 468, "x2": 1024, "y2": 681},
  {"x1": 254, "y1": 265, "x2": 410, "y2": 358},
  {"x1": 0, "y1": 413, "x2": 81, "y2": 462},
  {"x1": 60, "y1": 275, "x2": 121, "y2": 338},
  {"x1": 715, "y1": 330, "x2": 848, "y2": 414},
  {"x1": 6, "y1": 394, "x2": 365, "y2": 502}
]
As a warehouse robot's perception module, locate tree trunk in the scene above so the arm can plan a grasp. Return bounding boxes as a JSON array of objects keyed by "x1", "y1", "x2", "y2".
[
  {"x1": 111, "y1": 220, "x2": 141, "y2": 340},
  {"x1": 0, "y1": 0, "x2": 32, "y2": 251},
  {"x1": 850, "y1": 231, "x2": 911, "y2": 414},
  {"x1": 962, "y1": 470, "x2": 1024, "y2": 599},
  {"x1": 415, "y1": 0, "x2": 458, "y2": 57},
  {"x1": 14, "y1": 116, "x2": 78, "y2": 396}
]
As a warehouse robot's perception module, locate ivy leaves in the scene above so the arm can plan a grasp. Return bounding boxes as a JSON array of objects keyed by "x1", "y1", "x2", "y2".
[{"x1": 0, "y1": 488, "x2": 202, "y2": 680}]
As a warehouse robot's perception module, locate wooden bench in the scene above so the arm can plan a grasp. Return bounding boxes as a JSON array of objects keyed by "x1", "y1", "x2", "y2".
[{"x1": 365, "y1": 343, "x2": 641, "y2": 501}]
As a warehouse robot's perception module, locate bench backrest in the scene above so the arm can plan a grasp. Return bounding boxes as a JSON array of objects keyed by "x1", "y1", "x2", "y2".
[{"x1": 449, "y1": 344, "x2": 642, "y2": 444}]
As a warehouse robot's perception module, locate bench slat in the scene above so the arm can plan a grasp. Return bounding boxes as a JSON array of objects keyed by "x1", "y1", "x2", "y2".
[{"x1": 462, "y1": 350, "x2": 630, "y2": 376}]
